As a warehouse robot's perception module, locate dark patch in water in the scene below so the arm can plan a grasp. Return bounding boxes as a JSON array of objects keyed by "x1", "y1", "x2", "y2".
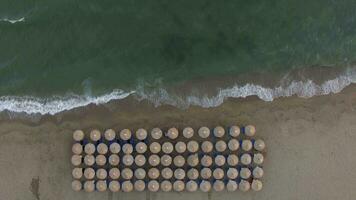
[{"x1": 30, "y1": 176, "x2": 40, "y2": 200}]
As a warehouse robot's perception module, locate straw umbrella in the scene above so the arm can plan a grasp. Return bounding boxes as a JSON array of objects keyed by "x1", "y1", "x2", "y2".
[
  {"x1": 122, "y1": 143, "x2": 133, "y2": 154},
  {"x1": 120, "y1": 129, "x2": 132, "y2": 140},
  {"x1": 175, "y1": 141, "x2": 186, "y2": 153},
  {"x1": 96, "y1": 180, "x2": 107, "y2": 192},
  {"x1": 121, "y1": 181, "x2": 133, "y2": 192},
  {"x1": 134, "y1": 154, "x2": 146, "y2": 167},
  {"x1": 186, "y1": 181, "x2": 198, "y2": 192},
  {"x1": 135, "y1": 128, "x2": 147, "y2": 140},
  {"x1": 215, "y1": 140, "x2": 227, "y2": 152},
  {"x1": 134, "y1": 168, "x2": 146, "y2": 179},
  {"x1": 148, "y1": 180, "x2": 160, "y2": 192},
  {"x1": 149, "y1": 154, "x2": 160, "y2": 167},
  {"x1": 84, "y1": 168, "x2": 95, "y2": 179},
  {"x1": 109, "y1": 168, "x2": 120, "y2": 179},
  {"x1": 96, "y1": 168, "x2": 107, "y2": 180},
  {"x1": 73, "y1": 130, "x2": 84, "y2": 142},
  {"x1": 134, "y1": 180, "x2": 146, "y2": 191},
  {"x1": 121, "y1": 168, "x2": 133, "y2": 180},
  {"x1": 242, "y1": 140, "x2": 253, "y2": 151},
  {"x1": 228, "y1": 139, "x2": 239, "y2": 151},
  {"x1": 148, "y1": 168, "x2": 160, "y2": 179},
  {"x1": 90, "y1": 129, "x2": 101, "y2": 142},
  {"x1": 95, "y1": 155, "x2": 107, "y2": 166},
  {"x1": 84, "y1": 181, "x2": 95, "y2": 192},
  {"x1": 251, "y1": 179, "x2": 263, "y2": 191},
  {"x1": 229, "y1": 126, "x2": 240, "y2": 137},
  {"x1": 151, "y1": 128, "x2": 163, "y2": 140},
  {"x1": 72, "y1": 180, "x2": 82, "y2": 191},
  {"x1": 199, "y1": 181, "x2": 211, "y2": 192},
  {"x1": 109, "y1": 142, "x2": 121, "y2": 154},
  {"x1": 240, "y1": 153, "x2": 252, "y2": 165},
  {"x1": 183, "y1": 127, "x2": 194, "y2": 138},
  {"x1": 123, "y1": 154, "x2": 134, "y2": 166},
  {"x1": 135, "y1": 142, "x2": 147, "y2": 154},
  {"x1": 84, "y1": 143, "x2": 95, "y2": 155},
  {"x1": 213, "y1": 168, "x2": 224, "y2": 180},
  {"x1": 201, "y1": 141, "x2": 213, "y2": 153},
  {"x1": 96, "y1": 143, "x2": 108, "y2": 155},
  {"x1": 84, "y1": 155, "x2": 95, "y2": 166},
  {"x1": 239, "y1": 180, "x2": 250, "y2": 192},
  {"x1": 161, "y1": 180, "x2": 172, "y2": 192},
  {"x1": 227, "y1": 154, "x2": 239, "y2": 166},
  {"x1": 72, "y1": 143, "x2": 83, "y2": 155},
  {"x1": 150, "y1": 142, "x2": 161, "y2": 154},
  {"x1": 72, "y1": 168, "x2": 83, "y2": 179},
  {"x1": 71, "y1": 155, "x2": 82, "y2": 166},
  {"x1": 227, "y1": 168, "x2": 238, "y2": 179},
  {"x1": 253, "y1": 167, "x2": 264, "y2": 179},
  {"x1": 187, "y1": 154, "x2": 199, "y2": 167},
  {"x1": 174, "y1": 168, "x2": 185, "y2": 180},
  {"x1": 201, "y1": 155, "x2": 212, "y2": 167},
  {"x1": 253, "y1": 153, "x2": 264, "y2": 165},
  {"x1": 161, "y1": 154, "x2": 172, "y2": 166},
  {"x1": 187, "y1": 141, "x2": 199, "y2": 153},
  {"x1": 187, "y1": 168, "x2": 199, "y2": 180},
  {"x1": 161, "y1": 167, "x2": 173, "y2": 179},
  {"x1": 173, "y1": 180, "x2": 185, "y2": 192},
  {"x1": 166, "y1": 127, "x2": 179, "y2": 139},
  {"x1": 254, "y1": 139, "x2": 265, "y2": 151},
  {"x1": 198, "y1": 127, "x2": 210, "y2": 138},
  {"x1": 226, "y1": 180, "x2": 238, "y2": 192},
  {"x1": 213, "y1": 126, "x2": 225, "y2": 138},
  {"x1": 213, "y1": 180, "x2": 225, "y2": 192},
  {"x1": 109, "y1": 181, "x2": 120, "y2": 192},
  {"x1": 200, "y1": 168, "x2": 212, "y2": 179},
  {"x1": 104, "y1": 129, "x2": 116, "y2": 141},
  {"x1": 240, "y1": 168, "x2": 251, "y2": 179},
  {"x1": 162, "y1": 142, "x2": 174, "y2": 154},
  {"x1": 173, "y1": 155, "x2": 185, "y2": 167},
  {"x1": 109, "y1": 154, "x2": 120, "y2": 166},
  {"x1": 244, "y1": 125, "x2": 256, "y2": 137},
  {"x1": 214, "y1": 155, "x2": 226, "y2": 167}
]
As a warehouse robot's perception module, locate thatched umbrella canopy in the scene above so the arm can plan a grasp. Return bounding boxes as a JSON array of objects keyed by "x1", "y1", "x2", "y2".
[
  {"x1": 122, "y1": 154, "x2": 134, "y2": 166},
  {"x1": 173, "y1": 180, "x2": 185, "y2": 192},
  {"x1": 162, "y1": 142, "x2": 174, "y2": 154},
  {"x1": 84, "y1": 155, "x2": 95, "y2": 166},
  {"x1": 244, "y1": 125, "x2": 256, "y2": 137},
  {"x1": 135, "y1": 128, "x2": 147, "y2": 140},
  {"x1": 109, "y1": 154, "x2": 120, "y2": 166},
  {"x1": 96, "y1": 143, "x2": 108, "y2": 155},
  {"x1": 134, "y1": 180, "x2": 146, "y2": 192},
  {"x1": 187, "y1": 154, "x2": 199, "y2": 167},
  {"x1": 227, "y1": 168, "x2": 238, "y2": 179},
  {"x1": 109, "y1": 168, "x2": 120, "y2": 179},
  {"x1": 122, "y1": 143, "x2": 133, "y2": 154},
  {"x1": 166, "y1": 127, "x2": 179, "y2": 139},
  {"x1": 187, "y1": 141, "x2": 199, "y2": 153},
  {"x1": 213, "y1": 168, "x2": 224, "y2": 180},
  {"x1": 200, "y1": 168, "x2": 212, "y2": 179},
  {"x1": 134, "y1": 154, "x2": 146, "y2": 167},
  {"x1": 135, "y1": 142, "x2": 147, "y2": 154},
  {"x1": 148, "y1": 154, "x2": 160, "y2": 166},
  {"x1": 71, "y1": 180, "x2": 82, "y2": 191},
  {"x1": 161, "y1": 155, "x2": 172, "y2": 166},
  {"x1": 84, "y1": 168, "x2": 95, "y2": 180},
  {"x1": 253, "y1": 153, "x2": 264, "y2": 165},
  {"x1": 161, "y1": 180, "x2": 172, "y2": 192},
  {"x1": 213, "y1": 180, "x2": 225, "y2": 192},
  {"x1": 150, "y1": 142, "x2": 161, "y2": 154},
  {"x1": 109, "y1": 142, "x2": 121, "y2": 154},
  {"x1": 71, "y1": 155, "x2": 82, "y2": 166},
  {"x1": 96, "y1": 180, "x2": 107, "y2": 192},
  {"x1": 240, "y1": 168, "x2": 251, "y2": 179},
  {"x1": 72, "y1": 143, "x2": 83, "y2": 155},
  {"x1": 173, "y1": 155, "x2": 185, "y2": 167},
  {"x1": 134, "y1": 168, "x2": 146, "y2": 179},
  {"x1": 254, "y1": 139, "x2": 265, "y2": 151},
  {"x1": 201, "y1": 155, "x2": 212, "y2": 167},
  {"x1": 174, "y1": 168, "x2": 185, "y2": 180},
  {"x1": 201, "y1": 141, "x2": 213, "y2": 153},
  {"x1": 183, "y1": 127, "x2": 194, "y2": 138},
  {"x1": 73, "y1": 130, "x2": 84, "y2": 142},
  {"x1": 104, "y1": 129, "x2": 116, "y2": 141},
  {"x1": 96, "y1": 168, "x2": 107, "y2": 180},
  {"x1": 228, "y1": 139, "x2": 239, "y2": 151},
  {"x1": 121, "y1": 168, "x2": 133, "y2": 180},
  {"x1": 121, "y1": 181, "x2": 133, "y2": 192},
  {"x1": 199, "y1": 181, "x2": 211, "y2": 192},
  {"x1": 175, "y1": 141, "x2": 186, "y2": 153},
  {"x1": 229, "y1": 126, "x2": 240, "y2": 137},
  {"x1": 251, "y1": 179, "x2": 263, "y2": 191},
  {"x1": 215, "y1": 140, "x2": 227, "y2": 152},
  {"x1": 151, "y1": 128, "x2": 163, "y2": 140},
  {"x1": 186, "y1": 181, "x2": 198, "y2": 192},
  {"x1": 187, "y1": 168, "x2": 199, "y2": 180},
  {"x1": 109, "y1": 181, "x2": 120, "y2": 192},
  {"x1": 213, "y1": 126, "x2": 225, "y2": 138},
  {"x1": 120, "y1": 129, "x2": 132, "y2": 140},
  {"x1": 84, "y1": 181, "x2": 95, "y2": 192},
  {"x1": 161, "y1": 167, "x2": 173, "y2": 179},
  {"x1": 95, "y1": 155, "x2": 107, "y2": 166},
  {"x1": 90, "y1": 129, "x2": 101, "y2": 142},
  {"x1": 242, "y1": 140, "x2": 253, "y2": 152},
  {"x1": 253, "y1": 167, "x2": 264, "y2": 179},
  {"x1": 198, "y1": 127, "x2": 210, "y2": 138},
  {"x1": 148, "y1": 168, "x2": 160, "y2": 179},
  {"x1": 214, "y1": 155, "x2": 226, "y2": 166},
  {"x1": 148, "y1": 180, "x2": 160, "y2": 192},
  {"x1": 84, "y1": 143, "x2": 95, "y2": 155},
  {"x1": 226, "y1": 180, "x2": 238, "y2": 192},
  {"x1": 240, "y1": 153, "x2": 252, "y2": 165},
  {"x1": 239, "y1": 180, "x2": 250, "y2": 192},
  {"x1": 72, "y1": 168, "x2": 83, "y2": 179},
  {"x1": 227, "y1": 154, "x2": 239, "y2": 166}
]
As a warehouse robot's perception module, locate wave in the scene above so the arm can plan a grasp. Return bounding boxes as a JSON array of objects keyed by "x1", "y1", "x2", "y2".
[
  {"x1": 0, "y1": 68, "x2": 355, "y2": 115},
  {"x1": 0, "y1": 17, "x2": 25, "y2": 24}
]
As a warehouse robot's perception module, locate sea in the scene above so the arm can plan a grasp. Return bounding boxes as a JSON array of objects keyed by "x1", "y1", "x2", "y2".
[{"x1": 0, "y1": 0, "x2": 355, "y2": 115}]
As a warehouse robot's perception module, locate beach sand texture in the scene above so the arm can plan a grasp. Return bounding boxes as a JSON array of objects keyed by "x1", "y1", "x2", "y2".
[{"x1": 0, "y1": 85, "x2": 355, "y2": 200}]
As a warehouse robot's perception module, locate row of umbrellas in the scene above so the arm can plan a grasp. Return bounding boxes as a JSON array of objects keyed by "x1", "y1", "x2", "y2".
[
  {"x1": 73, "y1": 125, "x2": 256, "y2": 142},
  {"x1": 71, "y1": 152, "x2": 264, "y2": 167},
  {"x1": 72, "y1": 139, "x2": 265, "y2": 155},
  {"x1": 72, "y1": 166, "x2": 264, "y2": 180},
  {"x1": 72, "y1": 178, "x2": 263, "y2": 192}
]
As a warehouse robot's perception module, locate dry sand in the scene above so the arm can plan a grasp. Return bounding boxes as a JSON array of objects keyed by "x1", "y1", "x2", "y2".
[{"x1": 0, "y1": 85, "x2": 355, "y2": 200}]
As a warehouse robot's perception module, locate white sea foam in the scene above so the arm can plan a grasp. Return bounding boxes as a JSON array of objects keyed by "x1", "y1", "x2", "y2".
[
  {"x1": 0, "y1": 68, "x2": 355, "y2": 115},
  {"x1": 0, "y1": 17, "x2": 25, "y2": 24}
]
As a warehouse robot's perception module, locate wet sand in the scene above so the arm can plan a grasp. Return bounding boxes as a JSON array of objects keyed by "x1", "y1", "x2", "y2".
[{"x1": 0, "y1": 84, "x2": 355, "y2": 200}]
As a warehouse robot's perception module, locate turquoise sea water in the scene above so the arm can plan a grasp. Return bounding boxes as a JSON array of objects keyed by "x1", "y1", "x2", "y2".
[{"x1": 0, "y1": 0, "x2": 356, "y2": 114}]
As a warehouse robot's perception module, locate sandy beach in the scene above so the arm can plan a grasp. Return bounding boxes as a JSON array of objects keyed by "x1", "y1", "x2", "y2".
[{"x1": 0, "y1": 84, "x2": 355, "y2": 200}]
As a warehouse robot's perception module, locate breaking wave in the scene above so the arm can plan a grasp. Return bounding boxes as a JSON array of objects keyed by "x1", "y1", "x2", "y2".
[
  {"x1": 0, "y1": 68, "x2": 355, "y2": 115},
  {"x1": 0, "y1": 17, "x2": 25, "y2": 24}
]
